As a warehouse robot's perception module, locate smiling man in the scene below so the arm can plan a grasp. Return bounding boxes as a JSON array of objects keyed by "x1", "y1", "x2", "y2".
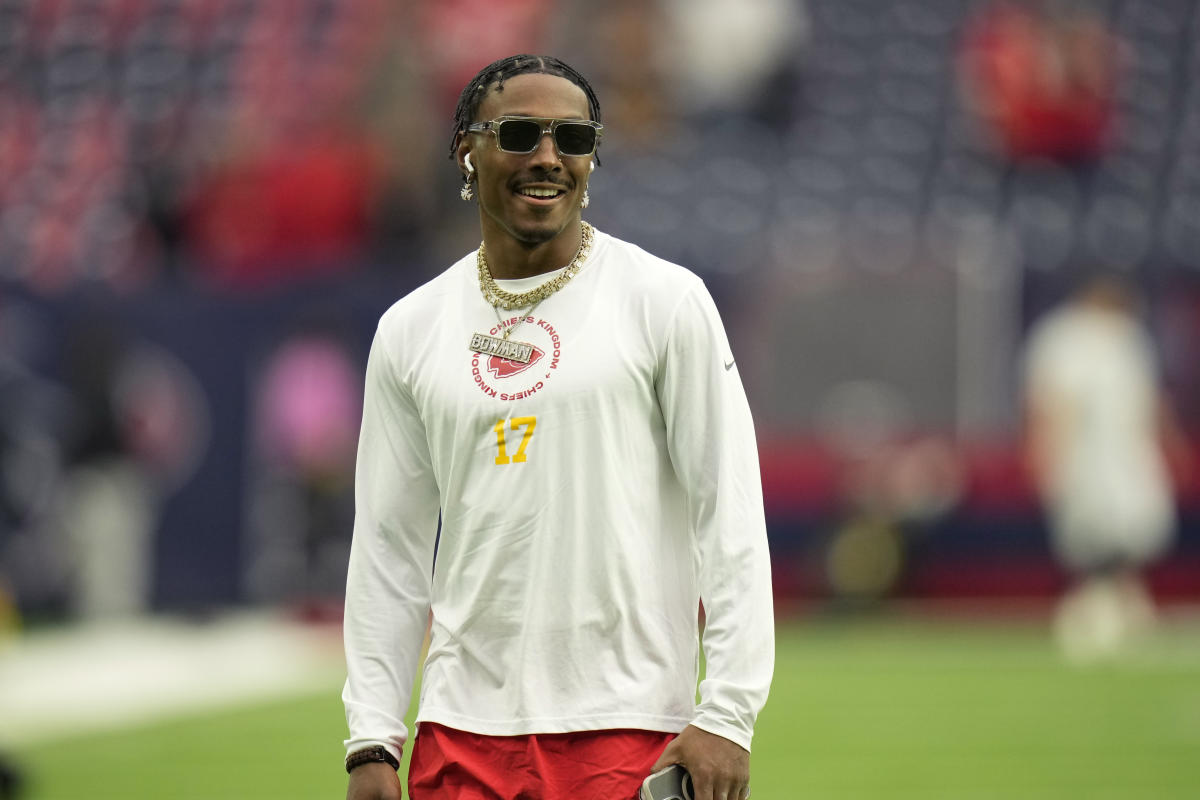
[{"x1": 341, "y1": 55, "x2": 774, "y2": 800}]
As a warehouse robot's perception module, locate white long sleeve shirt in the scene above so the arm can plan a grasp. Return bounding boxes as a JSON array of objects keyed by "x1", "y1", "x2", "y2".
[{"x1": 343, "y1": 228, "x2": 774, "y2": 763}]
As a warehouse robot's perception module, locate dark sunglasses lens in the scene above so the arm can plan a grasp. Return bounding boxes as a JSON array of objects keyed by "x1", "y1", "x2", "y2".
[
  {"x1": 554, "y1": 123, "x2": 596, "y2": 155},
  {"x1": 496, "y1": 120, "x2": 542, "y2": 152}
]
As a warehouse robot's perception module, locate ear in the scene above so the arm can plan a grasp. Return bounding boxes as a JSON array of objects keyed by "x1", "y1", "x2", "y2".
[{"x1": 455, "y1": 139, "x2": 474, "y2": 178}]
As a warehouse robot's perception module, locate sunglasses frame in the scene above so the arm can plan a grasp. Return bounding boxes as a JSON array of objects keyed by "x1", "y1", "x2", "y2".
[{"x1": 466, "y1": 116, "x2": 603, "y2": 157}]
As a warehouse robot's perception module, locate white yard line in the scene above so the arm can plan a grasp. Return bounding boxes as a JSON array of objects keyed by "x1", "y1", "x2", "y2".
[{"x1": 0, "y1": 611, "x2": 345, "y2": 746}]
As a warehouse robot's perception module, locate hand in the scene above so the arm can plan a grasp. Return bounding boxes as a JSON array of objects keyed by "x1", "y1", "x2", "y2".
[
  {"x1": 346, "y1": 761, "x2": 403, "y2": 800},
  {"x1": 650, "y1": 725, "x2": 750, "y2": 800}
]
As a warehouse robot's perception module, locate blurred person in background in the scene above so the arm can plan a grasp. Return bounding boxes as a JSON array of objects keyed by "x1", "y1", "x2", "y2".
[
  {"x1": 959, "y1": 0, "x2": 1120, "y2": 163},
  {"x1": 247, "y1": 324, "x2": 361, "y2": 614},
  {"x1": 549, "y1": 0, "x2": 677, "y2": 153},
  {"x1": 1022, "y1": 273, "x2": 1191, "y2": 662},
  {"x1": 341, "y1": 55, "x2": 773, "y2": 800},
  {"x1": 0, "y1": 579, "x2": 23, "y2": 800},
  {"x1": 0, "y1": 752, "x2": 19, "y2": 800},
  {"x1": 55, "y1": 313, "x2": 158, "y2": 620},
  {"x1": 1, "y1": 344, "x2": 71, "y2": 618},
  {"x1": 52, "y1": 309, "x2": 209, "y2": 620},
  {"x1": 551, "y1": 0, "x2": 807, "y2": 153},
  {"x1": 659, "y1": 0, "x2": 808, "y2": 127}
]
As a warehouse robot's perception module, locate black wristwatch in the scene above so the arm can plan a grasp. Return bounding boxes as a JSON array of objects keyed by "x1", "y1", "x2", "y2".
[{"x1": 345, "y1": 745, "x2": 400, "y2": 774}]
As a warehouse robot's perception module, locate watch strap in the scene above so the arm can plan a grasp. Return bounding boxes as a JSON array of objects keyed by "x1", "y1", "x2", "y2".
[{"x1": 345, "y1": 745, "x2": 400, "y2": 774}]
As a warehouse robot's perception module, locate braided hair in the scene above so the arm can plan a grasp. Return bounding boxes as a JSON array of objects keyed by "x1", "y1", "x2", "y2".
[{"x1": 449, "y1": 54, "x2": 603, "y2": 164}]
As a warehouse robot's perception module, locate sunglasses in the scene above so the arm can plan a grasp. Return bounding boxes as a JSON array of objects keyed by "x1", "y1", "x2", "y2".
[{"x1": 466, "y1": 116, "x2": 603, "y2": 157}]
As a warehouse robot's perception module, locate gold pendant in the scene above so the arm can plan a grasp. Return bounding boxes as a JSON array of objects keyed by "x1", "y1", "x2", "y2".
[{"x1": 468, "y1": 332, "x2": 534, "y2": 364}]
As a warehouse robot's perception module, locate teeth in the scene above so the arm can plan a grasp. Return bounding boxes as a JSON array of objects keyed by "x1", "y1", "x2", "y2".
[{"x1": 519, "y1": 187, "x2": 562, "y2": 198}]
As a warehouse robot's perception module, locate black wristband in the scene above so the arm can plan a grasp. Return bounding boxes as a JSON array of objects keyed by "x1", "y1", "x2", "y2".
[{"x1": 345, "y1": 745, "x2": 400, "y2": 774}]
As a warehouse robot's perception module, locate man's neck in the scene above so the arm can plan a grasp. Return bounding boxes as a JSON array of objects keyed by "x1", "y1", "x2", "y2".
[{"x1": 481, "y1": 220, "x2": 583, "y2": 281}]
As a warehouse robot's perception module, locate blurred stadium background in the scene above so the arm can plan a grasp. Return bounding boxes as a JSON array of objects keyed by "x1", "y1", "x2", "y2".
[{"x1": 1, "y1": 0, "x2": 1199, "y2": 797}]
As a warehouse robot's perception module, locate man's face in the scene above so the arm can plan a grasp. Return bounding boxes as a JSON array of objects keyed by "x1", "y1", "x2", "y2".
[{"x1": 460, "y1": 73, "x2": 594, "y2": 248}]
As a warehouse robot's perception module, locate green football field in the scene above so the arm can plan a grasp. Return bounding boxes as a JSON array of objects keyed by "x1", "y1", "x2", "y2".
[{"x1": 10, "y1": 614, "x2": 1200, "y2": 799}]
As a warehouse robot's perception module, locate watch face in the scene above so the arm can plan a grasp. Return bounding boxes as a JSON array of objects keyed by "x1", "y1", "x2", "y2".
[{"x1": 641, "y1": 765, "x2": 693, "y2": 800}]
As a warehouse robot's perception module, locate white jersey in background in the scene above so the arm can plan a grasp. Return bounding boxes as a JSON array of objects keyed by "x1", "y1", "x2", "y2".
[
  {"x1": 1023, "y1": 304, "x2": 1175, "y2": 570},
  {"x1": 342, "y1": 228, "x2": 774, "y2": 764}
]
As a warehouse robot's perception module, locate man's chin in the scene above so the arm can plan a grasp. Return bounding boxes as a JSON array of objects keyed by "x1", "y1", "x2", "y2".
[
  {"x1": 508, "y1": 217, "x2": 570, "y2": 248},
  {"x1": 482, "y1": 200, "x2": 575, "y2": 248}
]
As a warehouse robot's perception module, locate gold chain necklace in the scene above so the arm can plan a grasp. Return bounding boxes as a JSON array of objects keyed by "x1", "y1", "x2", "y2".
[
  {"x1": 476, "y1": 222, "x2": 594, "y2": 310},
  {"x1": 492, "y1": 297, "x2": 545, "y2": 341}
]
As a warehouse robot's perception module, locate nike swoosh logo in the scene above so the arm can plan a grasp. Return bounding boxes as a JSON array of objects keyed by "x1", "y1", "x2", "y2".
[{"x1": 724, "y1": 359, "x2": 736, "y2": 371}]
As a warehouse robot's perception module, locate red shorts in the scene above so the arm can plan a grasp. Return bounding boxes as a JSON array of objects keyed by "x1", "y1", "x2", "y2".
[{"x1": 408, "y1": 722, "x2": 676, "y2": 800}]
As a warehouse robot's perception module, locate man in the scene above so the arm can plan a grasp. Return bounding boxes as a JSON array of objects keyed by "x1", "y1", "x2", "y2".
[
  {"x1": 342, "y1": 54, "x2": 774, "y2": 800},
  {"x1": 1023, "y1": 273, "x2": 1186, "y2": 662}
]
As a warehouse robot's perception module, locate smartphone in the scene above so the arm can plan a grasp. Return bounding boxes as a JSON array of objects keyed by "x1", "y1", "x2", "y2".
[{"x1": 640, "y1": 764, "x2": 694, "y2": 800}]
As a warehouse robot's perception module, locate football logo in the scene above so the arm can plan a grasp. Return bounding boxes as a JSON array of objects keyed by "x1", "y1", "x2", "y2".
[
  {"x1": 487, "y1": 346, "x2": 544, "y2": 379},
  {"x1": 470, "y1": 316, "x2": 561, "y2": 401}
]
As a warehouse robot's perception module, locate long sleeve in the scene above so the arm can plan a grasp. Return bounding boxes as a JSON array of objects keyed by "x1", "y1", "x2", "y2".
[
  {"x1": 655, "y1": 282, "x2": 775, "y2": 752},
  {"x1": 342, "y1": 328, "x2": 441, "y2": 762}
]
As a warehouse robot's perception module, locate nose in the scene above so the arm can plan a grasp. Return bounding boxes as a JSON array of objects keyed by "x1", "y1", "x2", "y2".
[{"x1": 528, "y1": 129, "x2": 561, "y2": 169}]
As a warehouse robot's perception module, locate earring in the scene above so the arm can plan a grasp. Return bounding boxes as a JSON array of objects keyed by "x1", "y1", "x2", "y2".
[
  {"x1": 581, "y1": 189, "x2": 590, "y2": 209},
  {"x1": 460, "y1": 154, "x2": 475, "y2": 201}
]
